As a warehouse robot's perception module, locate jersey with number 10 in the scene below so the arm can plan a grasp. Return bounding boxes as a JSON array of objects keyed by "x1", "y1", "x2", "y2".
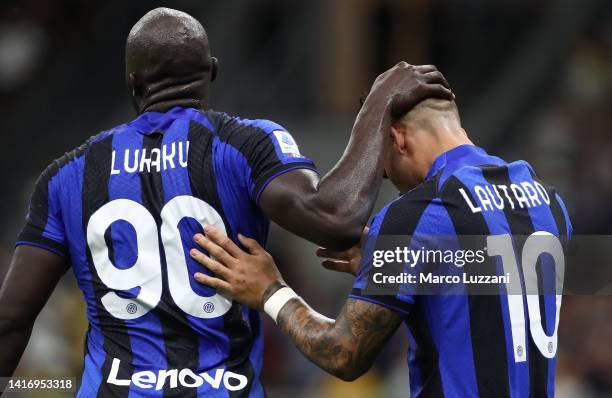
[
  {"x1": 17, "y1": 106, "x2": 316, "y2": 398},
  {"x1": 351, "y1": 145, "x2": 572, "y2": 398}
]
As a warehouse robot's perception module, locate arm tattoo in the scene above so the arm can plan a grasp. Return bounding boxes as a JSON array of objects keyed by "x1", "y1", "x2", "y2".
[{"x1": 276, "y1": 297, "x2": 403, "y2": 381}]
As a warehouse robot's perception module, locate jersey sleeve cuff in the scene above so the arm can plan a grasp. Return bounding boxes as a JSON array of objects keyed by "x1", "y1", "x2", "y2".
[
  {"x1": 349, "y1": 288, "x2": 413, "y2": 316},
  {"x1": 253, "y1": 161, "x2": 318, "y2": 204},
  {"x1": 16, "y1": 232, "x2": 68, "y2": 258}
]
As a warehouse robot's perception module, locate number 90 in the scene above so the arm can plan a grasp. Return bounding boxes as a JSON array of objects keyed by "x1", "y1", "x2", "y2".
[{"x1": 86, "y1": 196, "x2": 232, "y2": 320}]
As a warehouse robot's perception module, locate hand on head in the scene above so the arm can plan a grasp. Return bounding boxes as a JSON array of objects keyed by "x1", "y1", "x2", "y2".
[
  {"x1": 361, "y1": 64, "x2": 465, "y2": 194},
  {"x1": 361, "y1": 63, "x2": 454, "y2": 120}
]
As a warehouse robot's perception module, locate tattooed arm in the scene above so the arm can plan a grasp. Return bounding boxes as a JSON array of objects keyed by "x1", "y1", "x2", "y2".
[
  {"x1": 275, "y1": 295, "x2": 403, "y2": 380},
  {"x1": 190, "y1": 226, "x2": 404, "y2": 381}
]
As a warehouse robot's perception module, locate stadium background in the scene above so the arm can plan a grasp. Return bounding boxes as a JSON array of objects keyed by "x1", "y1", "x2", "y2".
[{"x1": 0, "y1": 0, "x2": 611, "y2": 397}]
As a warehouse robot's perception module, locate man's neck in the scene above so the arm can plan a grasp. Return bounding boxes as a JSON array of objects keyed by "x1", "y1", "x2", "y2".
[
  {"x1": 141, "y1": 98, "x2": 206, "y2": 114},
  {"x1": 418, "y1": 125, "x2": 473, "y2": 180},
  {"x1": 137, "y1": 79, "x2": 209, "y2": 114}
]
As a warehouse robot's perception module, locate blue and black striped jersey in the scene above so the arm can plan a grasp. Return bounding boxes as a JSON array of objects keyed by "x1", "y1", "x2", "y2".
[
  {"x1": 351, "y1": 145, "x2": 572, "y2": 398},
  {"x1": 16, "y1": 106, "x2": 316, "y2": 397}
]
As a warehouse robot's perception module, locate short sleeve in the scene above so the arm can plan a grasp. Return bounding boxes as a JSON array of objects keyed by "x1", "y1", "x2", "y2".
[
  {"x1": 349, "y1": 205, "x2": 415, "y2": 316},
  {"x1": 349, "y1": 192, "x2": 454, "y2": 316},
  {"x1": 239, "y1": 119, "x2": 317, "y2": 203},
  {"x1": 16, "y1": 162, "x2": 68, "y2": 257}
]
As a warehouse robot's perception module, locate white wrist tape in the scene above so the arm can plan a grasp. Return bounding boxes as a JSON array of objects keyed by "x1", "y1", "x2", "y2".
[{"x1": 264, "y1": 287, "x2": 298, "y2": 323}]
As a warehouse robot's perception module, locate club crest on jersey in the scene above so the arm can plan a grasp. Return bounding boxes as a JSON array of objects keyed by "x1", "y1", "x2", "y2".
[
  {"x1": 273, "y1": 130, "x2": 302, "y2": 158},
  {"x1": 459, "y1": 181, "x2": 550, "y2": 213},
  {"x1": 110, "y1": 141, "x2": 190, "y2": 175},
  {"x1": 107, "y1": 358, "x2": 248, "y2": 391}
]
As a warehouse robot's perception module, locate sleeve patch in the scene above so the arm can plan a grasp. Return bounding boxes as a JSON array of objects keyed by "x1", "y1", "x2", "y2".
[{"x1": 272, "y1": 130, "x2": 303, "y2": 159}]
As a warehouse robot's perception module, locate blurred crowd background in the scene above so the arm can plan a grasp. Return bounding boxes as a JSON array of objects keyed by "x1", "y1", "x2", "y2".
[{"x1": 1, "y1": 0, "x2": 611, "y2": 397}]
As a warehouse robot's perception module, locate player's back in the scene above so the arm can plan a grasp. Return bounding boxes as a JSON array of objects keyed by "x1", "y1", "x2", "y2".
[
  {"x1": 17, "y1": 106, "x2": 316, "y2": 397},
  {"x1": 424, "y1": 149, "x2": 570, "y2": 398},
  {"x1": 352, "y1": 145, "x2": 571, "y2": 398}
]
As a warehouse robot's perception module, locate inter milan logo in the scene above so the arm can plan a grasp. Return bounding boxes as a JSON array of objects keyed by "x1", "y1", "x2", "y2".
[
  {"x1": 126, "y1": 303, "x2": 138, "y2": 314},
  {"x1": 203, "y1": 302, "x2": 215, "y2": 313}
]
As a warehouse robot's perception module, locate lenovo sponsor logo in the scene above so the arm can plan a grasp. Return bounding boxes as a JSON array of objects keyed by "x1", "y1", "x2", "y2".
[{"x1": 107, "y1": 358, "x2": 248, "y2": 391}]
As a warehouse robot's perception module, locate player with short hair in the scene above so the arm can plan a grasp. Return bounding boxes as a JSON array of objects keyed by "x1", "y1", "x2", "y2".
[
  {"x1": 0, "y1": 7, "x2": 453, "y2": 398},
  {"x1": 190, "y1": 98, "x2": 572, "y2": 398}
]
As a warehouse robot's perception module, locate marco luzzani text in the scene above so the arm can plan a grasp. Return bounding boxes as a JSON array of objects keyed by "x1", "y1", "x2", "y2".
[{"x1": 371, "y1": 246, "x2": 511, "y2": 286}]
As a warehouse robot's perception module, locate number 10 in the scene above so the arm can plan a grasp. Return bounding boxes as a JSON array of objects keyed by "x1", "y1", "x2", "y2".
[{"x1": 487, "y1": 232, "x2": 564, "y2": 362}]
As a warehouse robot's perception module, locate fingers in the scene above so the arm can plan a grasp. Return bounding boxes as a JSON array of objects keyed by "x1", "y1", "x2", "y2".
[
  {"x1": 193, "y1": 233, "x2": 236, "y2": 267},
  {"x1": 389, "y1": 83, "x2": 454, "y2": 118},
  {"x1": 389, "y1": 93, "x2": 418, "y2": 119},
  {"x1": 376, "y1": 61, "x2": 410, "y2": 83},
  {"x1": 316, "y1": 247, "x2": 353, "y2": 262},
  {"x1": 370, "y1": 62, "x2": 456, "y2": 119},
  {"x1": 422, "y1": 70, "x2": 450, "y2": 90},
  {"x1": 322, "y1": 260, "x2": 356, "y2": 275},
  {"x1": 194, "y1": 272, "x2": 232, "y2": 292},
  {"x1": 190, "y1": 248, "x2": 232, "y2": 280},
  {"x1": 201, "y1": 225, "x2": 242, "y2": 258},
  {"x1": 421, "y1": 83, "x2": 455, "y2": 101},
  {"x1": 393, "y1": 64, "x2": 451, "y2": 92},
  {"x1": 414, "y1": 64, "x2": 437, "y2": 74},
  {"x1": 237, "y1": 234, "x2": 263, "y2": 254}
]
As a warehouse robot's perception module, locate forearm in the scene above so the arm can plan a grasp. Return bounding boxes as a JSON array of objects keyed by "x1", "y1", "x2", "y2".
[
  {"x1": 276, "y1": 298, "x2": 365, "y2": 381},
  {"x1": 262, "y1": 106, "x2": 388, "y2": 250},
  {"x1": 307, "y1": 101, "x2": 390, "y2": 243},
  {"x1": 0, "y1": 319, "x2": 33, "y2": 376},
  {"x1": 273, "y1": 294, "x2": 402, "y2": 381},
  {"x1": 0, "y1": 246, "x2": 67, "y2": 377}
]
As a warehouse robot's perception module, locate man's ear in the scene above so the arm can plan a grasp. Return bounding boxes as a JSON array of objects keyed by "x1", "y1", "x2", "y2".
[
  {"x1": 390, "y1": 124, "x2": 407, "y2": 155},
  {"x1": 128, "y1": 72, "x2": 143, "y2": 114},
  {"x1": 128, "y1": 72, "x2": 136, "y2": 97},
  {"x1": 129, "y1": 72, "x2": 145, "y2": 97},
  {"x1": 210, "y1": 57, "x2": 218, "y2": 82}
]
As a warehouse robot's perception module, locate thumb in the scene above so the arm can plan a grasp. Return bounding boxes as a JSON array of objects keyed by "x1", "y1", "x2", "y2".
[{"x1": 238, "y1": 233, "x2": 262, "y2": 254}]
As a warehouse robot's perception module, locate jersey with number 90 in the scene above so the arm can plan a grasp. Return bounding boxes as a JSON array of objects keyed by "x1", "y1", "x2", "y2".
[{"x1": 17, "y1": 106, "x2": 316, "y2": 398}]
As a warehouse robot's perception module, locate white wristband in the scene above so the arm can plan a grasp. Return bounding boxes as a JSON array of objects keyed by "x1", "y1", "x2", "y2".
[{"x1": 264, "y1": 287, "x2": 298, "y2": 323}]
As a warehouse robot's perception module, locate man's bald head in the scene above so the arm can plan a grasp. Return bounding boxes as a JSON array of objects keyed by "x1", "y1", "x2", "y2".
[{"x1": 125, "y1": 8, "x2": 217, "y2": 114}]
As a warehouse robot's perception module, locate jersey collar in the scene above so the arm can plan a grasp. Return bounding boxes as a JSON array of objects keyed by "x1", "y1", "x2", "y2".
[
  {"x1": 425, "y1": 144, "x2": 496, "y2": 180},
  {"x1": 128, "y1": 106, "x2": 214, "y2": 134}
]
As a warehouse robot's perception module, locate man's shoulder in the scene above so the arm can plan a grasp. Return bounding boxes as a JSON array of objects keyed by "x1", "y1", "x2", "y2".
[
  {"x1": 372, "y1": 179, "x2": 440, "y2": 236},
  {"x1": 389, "y1": 177, "x2": 439, "y2": 215},
  {"x1": 207, "y1": 109, "x2": 288, "y2": 136},
  {"x1": 41, "y1": 130, "x2": 113, "y2": 184},
  {"x1": 207, "y1": 110, "x2": 307, "y2": 162}
]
